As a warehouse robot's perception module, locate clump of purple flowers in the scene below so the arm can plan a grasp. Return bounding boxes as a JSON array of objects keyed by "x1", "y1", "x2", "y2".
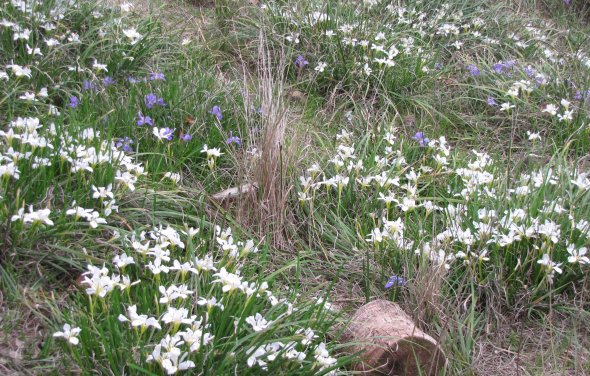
[
  {"x1": 492, "y1": 60, "x2": 517, "y2": 75},
  {"x1": 102, "y1": 76, "x2": 115, "y2": 87},
  {"x1": 149, "y1": 72, "x2": 165, "y2": 81},
  {"x1": 145, "y1": 93, "x2": 165, "y2": 109},
  {"x1": 116, "y1": 137, "x2": 134, "y2": 152},
  {"x1": 294, "y1": 55, "x2": 309, "y2": 69},
  {"x1": 467, "y1": 64, "x2": 481, "y2": 76},
  {"x1": 136, "y1": 112, "x2": 153, "y2": 126},
  {"x1": 412, "y1": 131, "x2": 430, "y2": 147},
  {"x1": 226, "y1": 131, "x2": 241, "y2": 146},
  {"x1": 83, "y1": 80, "x2": 97, "y2": 92},
  {"x1": 385, "y1": 274, "x2": 407, "y2": 289},
  {"x1": 209, "y1": 106, "x2": 223, "y2": 121}
]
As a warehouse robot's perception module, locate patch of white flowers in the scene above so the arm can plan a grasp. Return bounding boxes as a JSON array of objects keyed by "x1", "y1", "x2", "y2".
[{"x1": 300, "y1": 123, "x2": 590, "y2": 285}]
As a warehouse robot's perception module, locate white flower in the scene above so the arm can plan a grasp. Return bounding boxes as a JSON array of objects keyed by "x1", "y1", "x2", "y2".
[
  {"x1": 163, "y1": 172, "x2": 181, "y2": 184},
  {"x1": 499, "y1": 102, "x2": 515, "y2": 112},
  {"x1": 542, "y1": 104, "x2": 558, "y2": 116},
  {"x1": 567, "y1": 244, "x2": 589, "y2": 265},
  {"x1": 161, "y1": 307, "x2": 195, "y2": 326},
  {"x1": 537, "y1": 253, "x2": 563, "y2": 276},
  {"x1": 92, "y1": 184, "x2": 114, "y2": 199},
  {"x1": 118, "y1": 305, "x2": 161, "y2": 329},
  {"x1": 527, "y1": 131, "x2": 541, "y2": 141},
  {"x1": 212, "y1": 267, "x2": 243, "y2": 293},
  {"x1": 245, "y1": 313, "x2": 271, "y2": 332},
  {"x1": 123, "y1": 28, "x2": 142, "y2": 44},
  {"x1": 315, "y1": 62, "x2": 328, "y2": 73},
  {"x1": 113, "y1": 253, "x2": 135, "y2": 268},
  {"x1": 53, "y1": 323, "x2": 81, "y2": 345},
  {"x1": 92, "y1": 59, "x2": 108, "y2": 72}
]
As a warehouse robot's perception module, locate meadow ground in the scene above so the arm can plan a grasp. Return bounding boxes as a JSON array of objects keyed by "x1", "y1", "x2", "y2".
[{"x1": 1, "y1": 0, "x2": 590, "y2": 375}]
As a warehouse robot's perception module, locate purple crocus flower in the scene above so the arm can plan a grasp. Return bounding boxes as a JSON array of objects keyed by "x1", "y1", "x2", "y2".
[
  {"x1": 294, "y1": 55, "x2": 309, "y2": 69},
  {"x1": 487, "y1": 96, "x2": 497, "y2": 106},
  {"x1": 209, "y1": 105, "x2": 223, "y2": 121},
  {"x1": 136, "y1": 112, "x2": 153, "y2": 126},
  {"x1": 467, "y1": 64, "x2": 481, "y2": 76},
  {"x1": 180, "y1": 133, "x2": 192, "y2": 142},
  {"x1": 225, "y1": 131, "x2": 241, "y2": 146},
  {"x1": 412, "y1": 131, "x2": 430, "y2": 147},
  {"x1": 102, "y1": 76, "x2": 115, "y2": 87},
  {"x1": 69, "y1": 96, "x2": 79, "y2": 108},
  {"x1": 385, "y1": 274, "x2": 407, "y2": 289},
  {"x1": 149, "y1": 72, "x2": 165, "y2": 81}
]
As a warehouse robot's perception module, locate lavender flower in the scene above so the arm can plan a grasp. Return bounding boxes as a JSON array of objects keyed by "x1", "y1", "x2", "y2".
[
  {"x1": 385, "y1": 274, "x2": 407, "y2": 289},
  {"x1": 116, "y1": 137, "x2": 133, "y2": 152},
  {"x1": 83, "y1": 80, "x2": 97, "y2": 91},
  {"x1": 487, "y1": 96, "x2": 497, "y2": 106},
  {"x1": 180, "y1": 133, "x2": 192, "y2": 142},
  {"x1": 225, "y1": 131, "x2": 241, "y2": 146},
  {"x1": 412, "y1": 131, "x2": 430, "y2": 147},
  {"x1": 149, "y1": 72, "x2": 165, "y2": 81},
  {"x1": 128, "y1": 76, "x2": 139, "y2": 84},
  {"x1": 136, "y1": 112, "x2": 153, "y2": 126},
  {"x1": 102, "y1": 76, "x2": 115, "y2": 87},
  {"x1": 145, "y1": 93, "x2": 165, "y2": 109},
  {"x1": 209, "y1": 106, "x2": 223, "y2": 121},
  {"x1": 467, "y1": 64, "x2": 481, "y2": 76},
  {"x1": 294, "y1": 55, "x2": 309, "y2": 69},
  {"x1": 69, "y1": 96, "x2": 79, "y2": 108},
  {"x1": 159, "y1": 127, "x2": 174, "y2": 141}
]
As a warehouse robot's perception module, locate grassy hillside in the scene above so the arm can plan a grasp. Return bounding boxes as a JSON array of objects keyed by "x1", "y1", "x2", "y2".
[{"x1": 1, "y1": 0, "x2": 589, "y2": 375}]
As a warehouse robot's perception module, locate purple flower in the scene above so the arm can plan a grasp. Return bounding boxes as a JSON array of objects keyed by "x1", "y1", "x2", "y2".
[
  {"x1": 128, "y1": 76, "x2": 139, "y2": 84},
  {"x1": 145, "y1": 93, "x2": 157, "y2": 109},
  {"x1": 209, "y1": 105, "x2": 223, "y2": 121},
  {"x1": 102, "y1": 76, "x2": 115, "y2": 87},
  {"x1": 434, "y1": 62, "x2": 443, "y2": 70},
  {"x1": 69, "y1": 96, "x2": 79, "y2": 108},
  {"x1": 564, "y1": 0, "x2": 571, "y2": 4},
  {"x1": 412, "y1": 131, "x2": 430, "y2": 147},
  {"x1": 162, "y1": 127, "x2": 174, "y2": 141},
  {"x1": 294, "y1": 55, "x2": 309, "y2": 69},
  {"x1": 523, "y1": 66, "x2": 535, "y2": 77},
  {"x1": 83, "y1": 80, "x2": 97, "y2": 91},
  {"x1": 136, "y1": 112, "x2": 153, "y2": 126},
  {"x1": 180, "y1": 133, "x2": 192, "y2": 142},
  {"x1": 116, "y1": 137, "x2": 134, "y2": 152},
  {"x1": 385, "y1": 275, "x2": 407, "y2": 289},
  {"x1": 467, "y1": 64, "x2": 481, "y2": 76},
  {"x1": 149, "y1": 72, "x2": 165, "y2": 81},
  {"x1": 225, "y1": 131, "x2": 241, "y2": 146},
  {"x1": 487, "y1": 96, "x2": 497, "y2": 106},
  {"x1": 145, "y1": 93, "x2": 165, "y2": 109}
]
